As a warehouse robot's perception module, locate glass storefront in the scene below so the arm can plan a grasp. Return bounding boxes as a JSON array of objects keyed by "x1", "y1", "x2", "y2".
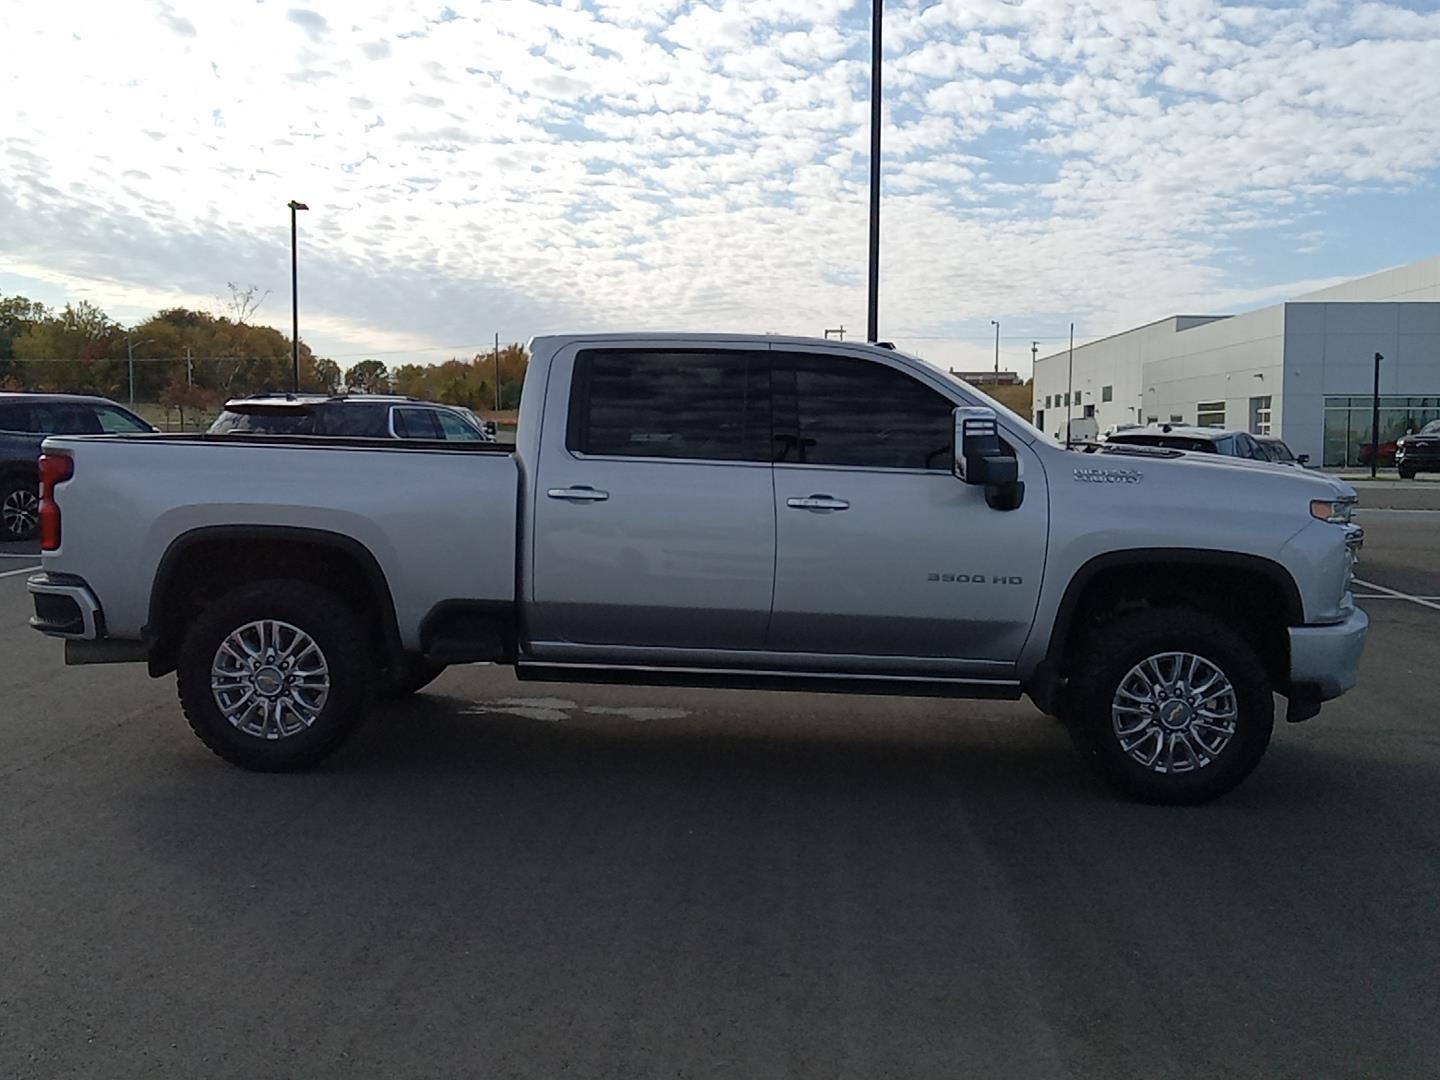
[{"x1": 1323, "y1": 396, "x2": 1440, "y2": 468}]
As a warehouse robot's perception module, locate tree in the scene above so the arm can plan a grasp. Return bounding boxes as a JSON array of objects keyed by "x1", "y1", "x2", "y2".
[
  {"x1": 346, "y1": 359, "x2": 391, "y2": 393},
  {"x1": 306, "y1": 357, "x2": 342, "y2": 394}
]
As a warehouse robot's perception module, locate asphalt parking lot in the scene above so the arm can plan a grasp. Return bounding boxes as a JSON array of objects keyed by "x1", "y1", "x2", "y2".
[{"x1": 2, "y1": 503, "x2": 1439, "y2": 1078}]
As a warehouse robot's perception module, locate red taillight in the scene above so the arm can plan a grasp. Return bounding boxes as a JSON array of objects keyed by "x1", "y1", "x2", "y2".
[{"x1": 38, "y1": 453, "x2": 73, "y2": 552}]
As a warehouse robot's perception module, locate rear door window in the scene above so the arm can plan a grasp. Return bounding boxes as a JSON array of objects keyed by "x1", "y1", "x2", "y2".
[
  {"x1": 567, "y1": 349, "x2": 770, "y2": 462},
  {"x1": 772, "y1": 352, "x2": 954, "y2": 470},
  {"x1": 392, "y1": 407, "x2": 443, "y2": 439}
]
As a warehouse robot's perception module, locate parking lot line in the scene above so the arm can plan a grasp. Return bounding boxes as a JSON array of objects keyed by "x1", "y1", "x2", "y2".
[
  {"x1": 0, "y1": 565, "x2": 40, "y2": 580},
  {"x1": 1354, "y1": 578, "x2": 1440, "y2": 612}
]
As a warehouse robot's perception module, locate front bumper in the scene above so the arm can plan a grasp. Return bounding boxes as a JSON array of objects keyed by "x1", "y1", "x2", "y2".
[{"x1": 1289, "y1": 605, "x2": 1369, "y2": 701}]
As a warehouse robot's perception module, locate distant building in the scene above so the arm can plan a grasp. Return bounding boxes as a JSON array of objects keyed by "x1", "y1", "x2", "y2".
[
  {"x1": 1032, "y1": 255, "x2": 1440, "y2": 468},
  {"x1": 951, "y1": 370, "x2": 1022, "y2": 386}
]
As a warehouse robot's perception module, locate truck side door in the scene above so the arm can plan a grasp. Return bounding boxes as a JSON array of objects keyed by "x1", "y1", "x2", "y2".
[
  {"x1": 527, "y1": 344, "x2": 775, "y2": 654},
  {"x1": 767, "y1": 349, "x2": 1048, "y2": 676}
]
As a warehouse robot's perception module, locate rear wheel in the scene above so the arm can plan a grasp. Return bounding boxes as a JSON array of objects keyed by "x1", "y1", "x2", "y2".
[
  {"x1": 1399, "y1": 466, "x2": 1417, "y2": 480},
  {"x1": 177, "y1": 580, "x2": 372, "y2": 771},
  {"x1": 1067, "y1": 609, "x2": 1273, "y2": 804},
  {"x1": 1, "y1": 477, "x2": 38, "y2": 541}
]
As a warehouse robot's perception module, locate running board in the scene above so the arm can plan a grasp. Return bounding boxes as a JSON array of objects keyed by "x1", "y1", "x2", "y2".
[{"x1": 515, "y1": 662, "x2": 1023, "y2": 700}]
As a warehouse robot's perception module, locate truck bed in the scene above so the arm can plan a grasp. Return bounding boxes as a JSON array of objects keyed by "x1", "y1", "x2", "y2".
[{"x1": 40, "y1": 432, "x2": 520, "y2": 650}]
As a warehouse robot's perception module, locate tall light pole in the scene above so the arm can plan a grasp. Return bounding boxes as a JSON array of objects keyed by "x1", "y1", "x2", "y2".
[
  {"x1": 1371, "y1": 351, "x2": 1383, "y2": 479},
  {"x1": 866, "y1": 0, "x2": 882, "y2": 343},
  {"x1": 990, "y1": 319, "x2": 1000, "y2": 375},
  {"x1": 288, "y1": 199, "x2": 309, "y2": 393},
  {"x1": 126, "y1": 336, "x2": 152, "y2": 409}
]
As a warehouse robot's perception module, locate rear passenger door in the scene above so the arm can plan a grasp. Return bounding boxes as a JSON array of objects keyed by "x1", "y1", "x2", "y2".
[
  {"x1": 767, "y1": 350, "x2": 1048, "y2": 674},
  {"x1": 528, "y1": 344, "x2": 775, "y2": 655}
]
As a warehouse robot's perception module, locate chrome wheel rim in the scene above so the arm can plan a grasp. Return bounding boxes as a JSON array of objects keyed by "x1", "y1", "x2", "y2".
[
  {"x1": 2, "y1": 488, "x2": 38, "y2": 535},
  {"x1": 1111, "y1": 652, "x2": 1237, "y2": 774},
  {"x1": 210, "y1": 620, "x2": 330, "y2": 739}
]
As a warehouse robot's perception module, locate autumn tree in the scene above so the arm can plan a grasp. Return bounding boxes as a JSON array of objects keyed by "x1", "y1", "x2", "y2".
[{"x1": 345, "y1": 359, "x2": 392, "y2": 393}]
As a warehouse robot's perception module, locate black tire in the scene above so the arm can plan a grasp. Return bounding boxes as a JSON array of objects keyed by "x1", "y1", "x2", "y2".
[
  {"x1": 1066, "y1": 609, "x2": 1273, "y2": 805},
  {"x1": 177, "y1": 580, "x2": 372, "y2": 771},
  {"x1": 379, "y1": 656, "x2": 447, "y2": 700},
  {"x1": 1399, "y1": 467, "x2": 1416, "y2": 480},
  {"x1": 1, "y1": 476, "x2": 39, "y2": 541}
]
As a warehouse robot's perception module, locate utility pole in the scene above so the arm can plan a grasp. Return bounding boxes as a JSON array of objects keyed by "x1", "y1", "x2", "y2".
[
  {"x1": 1031, "y1": 340, "x2": 1038, "y2": 370},
  {"x1": 990, "y1": 319, "x2": 1000, "y2": 375},
  {"x1": 288, "y1": 199, "x2": 309, "y2": 393},
  {"x1": 1371, "y1": 351, "x2": 1383, "y2": 479},
  {"x1": 494, "y1": 333, "x2": 501, "y2": 412},
  {"x1": 1065, "y1": 323, "x2": 1075, "y2": 447},
  {"x1": 865, "y1": 0, "x2": 882, "y2": 342}
]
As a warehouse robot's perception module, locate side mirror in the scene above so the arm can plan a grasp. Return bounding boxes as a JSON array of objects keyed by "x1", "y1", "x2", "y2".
[
  {"x1": 1297, "y1": 453, "x2": 1310, "y2": 466},
  {"x1": 953, "y1": 406, "x2": 1024, "y2": 510}
]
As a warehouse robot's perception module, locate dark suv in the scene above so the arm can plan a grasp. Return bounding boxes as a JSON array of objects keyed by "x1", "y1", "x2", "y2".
[
  {"x1": 0, "y1": 393, "x2": 154, "y2": 540},
  {"x1": 210, "y1": 394, "x2": 496, "y2": 442}
]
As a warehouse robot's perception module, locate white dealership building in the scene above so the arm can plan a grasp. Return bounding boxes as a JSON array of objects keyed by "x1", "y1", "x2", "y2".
[{"x1": 1031, "y1": 256, "x2": 1440, "y2": 468}]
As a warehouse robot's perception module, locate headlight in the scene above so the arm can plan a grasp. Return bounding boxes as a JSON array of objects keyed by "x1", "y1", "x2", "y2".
[{"x1": 1311, "y1": 498, "x2": 1355, "y2": 524}]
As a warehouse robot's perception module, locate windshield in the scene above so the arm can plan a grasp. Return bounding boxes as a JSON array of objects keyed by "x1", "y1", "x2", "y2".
[{"x1": 1267, "y1": 441, "x2": 1296, "y2": 462}]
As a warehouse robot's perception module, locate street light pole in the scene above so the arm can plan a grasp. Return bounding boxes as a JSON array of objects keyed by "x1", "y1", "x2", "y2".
[
  {"x1": 990, "y1": 319, "x2": 1000, "y2": 375},
  {"x1": 288, "y1": 199, "x2": 309, "y2": 393},
  {"x1": 866, "y1": 0, "x2": 882, "y2": 343},
  {"x1": 126, "y1": 336, "x2": 151, "y2": 409},
  {"x1": 1371, "y1": 351, "x2": 1383, "y2": 479}
]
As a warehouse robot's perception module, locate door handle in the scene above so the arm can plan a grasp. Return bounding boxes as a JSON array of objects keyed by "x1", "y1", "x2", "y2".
[
  {"x1": 547, "y1": 486, "x2": 610, "y2": 502},
  {"x1": 786, "y1": 494, "x2": 850, "y2": 511}
]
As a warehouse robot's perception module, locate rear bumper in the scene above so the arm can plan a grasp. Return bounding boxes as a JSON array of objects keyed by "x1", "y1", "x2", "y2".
[
  {"x1": 1289, "y1": 606, "x2": 1368, "y2": 701},
  {"x1": 28, "y1": 572, "x2": 103, "y2": 639}
]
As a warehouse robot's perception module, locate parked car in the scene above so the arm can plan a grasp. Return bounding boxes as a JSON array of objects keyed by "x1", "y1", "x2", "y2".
[
  {"x1": 1105, "y1": 424, "x2": 1273, "y2": 461},
  {"x1": 209, "y1": 394, "x2": 497, "y2": 442},
  {"x1": 1395, "y1": 421, "x2": 1440, "y2": 479},
  {"x1": 28, "y1": 333, "x2": 1367, "y2": 804},
  {"x1": 1254, "y1": 435, "x2": 1310, "y2": 468},
  {"x1": 0, "y1": 392, "x2": 154, "y2": 540}
]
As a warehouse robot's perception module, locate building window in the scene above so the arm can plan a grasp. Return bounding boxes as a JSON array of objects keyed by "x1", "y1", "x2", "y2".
[
  {"x1": 1323, "y1": 395, "x2": 1440, "y2": 469},
  {"x1": 1170, "y1": 415, "x2": 1184, "y2": 424},
  {"x1": 1196, "y1": 401, "x2": 1225, "y2": 428},
  {"x1": 1249, "y1": 396, "x2": 1272, "y2": 436},
  {"x1": 1084, "y1": 404, "x2": 1095, "y2": 418},
  {"x1": 1045, "y1": 395, "x2": 1052, "y2": 408},
  {"x1": 1035, "y1": 409, "x2": 1045, "y2": 430},
  {"x1": 1102, "y1": 385, "x2": 1113, "y2": 402}
]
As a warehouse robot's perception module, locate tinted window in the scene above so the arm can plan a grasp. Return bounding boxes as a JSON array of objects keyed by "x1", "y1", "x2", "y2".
[
  {"x1": 320, "y1": 405, "x2": 388, "y2": 437},
  {"x1": 393, "y1": 408, "x2": 443, "y2": 439},
  {"x1": 94, "y1": 405, "x2": 151, "y2": 433},
  {"x1": 36, "y1": 404, "x2": 103, "y2": 435},
  {"x1": 774, "y1": 353, "x2": 953, "y2": 470},
  {"x1": 569, "y1": 349, "x2": 770, "y2": 462},
  {"x1": 210, "y1": 409, "x2": 315, "y2": 435},
  {"x1": 0, "y1": 402, "x2": 32, "y2": 432},
  {"x1": 1214, "y1": 435, "x2": 1237, "y2": 456}
]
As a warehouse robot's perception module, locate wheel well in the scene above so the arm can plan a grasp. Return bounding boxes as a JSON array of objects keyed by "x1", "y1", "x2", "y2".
[
  {"x1": 1049, "y1": 555, "x2": 1298, "y2": 693},
  {"x1": 147, "y1": 527, "x2": 402, "y2": 677}
]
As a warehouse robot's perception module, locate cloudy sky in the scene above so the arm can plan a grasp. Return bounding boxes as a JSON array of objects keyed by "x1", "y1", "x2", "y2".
[{"x1": 3, "y1": 0, "x2": 1438, "y2": 374}]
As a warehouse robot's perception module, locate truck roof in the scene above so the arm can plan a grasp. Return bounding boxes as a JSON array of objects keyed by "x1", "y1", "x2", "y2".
[{"x1": 529, "y1": 332, "x2": 910, "y2": 357}]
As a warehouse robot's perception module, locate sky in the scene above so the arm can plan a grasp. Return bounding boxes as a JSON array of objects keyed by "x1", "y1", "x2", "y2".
[{"x1": 2, "y1": 0, "x2": 1439, "y2": 376}]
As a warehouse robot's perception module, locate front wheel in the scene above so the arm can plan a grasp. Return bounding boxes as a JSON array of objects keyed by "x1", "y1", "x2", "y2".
[
  {"x1": 177, "y1": 580, "x2": 372, "y2": 771},
  {"x1": 1067, "y1": 610, "x2": 1273, "y2": 804},
  {"x1": 1399, "y1": 467, "x2": 1417, "y2": 480}
]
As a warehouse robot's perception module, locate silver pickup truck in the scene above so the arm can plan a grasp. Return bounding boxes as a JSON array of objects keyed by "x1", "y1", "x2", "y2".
[{"x1": 27, "y1": 333, "x2": 1367, "y2": 803}]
